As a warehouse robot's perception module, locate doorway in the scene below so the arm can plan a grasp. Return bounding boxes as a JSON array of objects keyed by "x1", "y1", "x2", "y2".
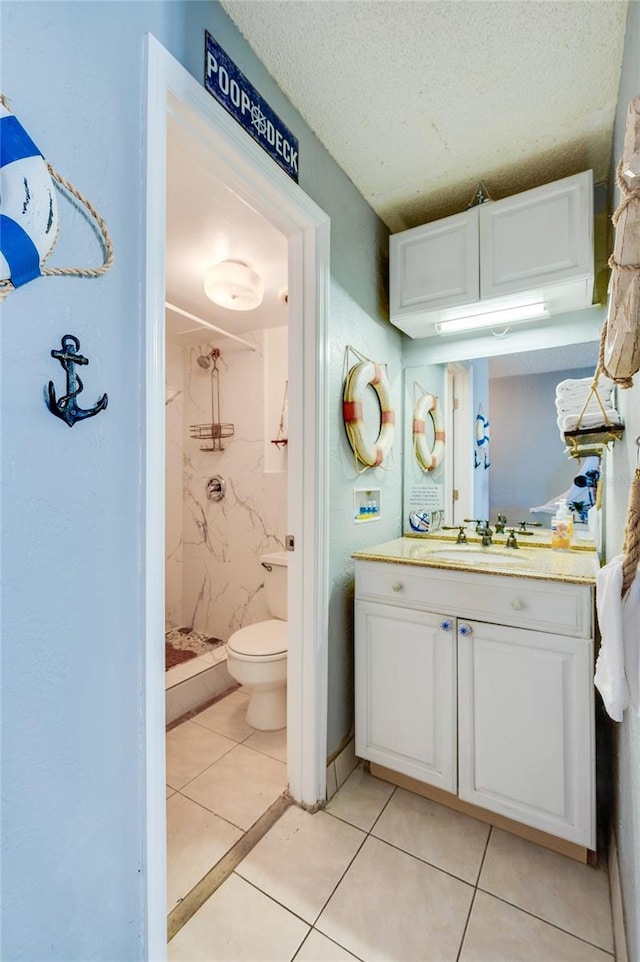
[{"x1": 143, "y1": 36, "x2": 330, "y2": 959}]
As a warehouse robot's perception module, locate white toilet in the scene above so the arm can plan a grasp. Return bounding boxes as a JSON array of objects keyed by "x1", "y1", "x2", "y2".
[{"x1": 225, "y1": 551, "x2": 288, "y2": 731}]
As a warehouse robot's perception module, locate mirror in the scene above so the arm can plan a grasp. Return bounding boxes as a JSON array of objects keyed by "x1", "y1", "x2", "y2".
[
  {"x1": 486, "y1": 341, "x2": 600, "y2": 528},
  {"x1": 403, "y1": 337, "x2": 603, "y2": 537}
]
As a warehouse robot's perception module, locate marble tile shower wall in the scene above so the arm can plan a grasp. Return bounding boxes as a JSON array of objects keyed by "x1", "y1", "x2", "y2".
[{"x1": 165, "y1": 332, "x2": 288, "y2": 641}]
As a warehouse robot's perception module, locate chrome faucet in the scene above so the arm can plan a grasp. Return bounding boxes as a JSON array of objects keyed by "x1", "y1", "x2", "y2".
[
  {"x1": 463, "y1": 518, "x2": 493, "y2": 545},
  {"x1": 505, "y1": 528, "x2": 519, "y2": 549},
  {"x1": 477, "y1": 521, "x2": 493, "y2": 546},
  {"x1": 494, "y1": 513, "x2": 508, "y2": 533}
]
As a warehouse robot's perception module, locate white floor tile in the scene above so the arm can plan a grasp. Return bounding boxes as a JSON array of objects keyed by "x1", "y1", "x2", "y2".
[
  {"x1": 168, "y1": 872, "x2": 309, "y2": 962},
  {"x1": 181, "y1": 743, "x2": 287, "y2": 830},
  {"x1": 372, "y1": 788, "x2": 490, "y2": 884},
  {"x1": 166, "y1": 720, "x2": 237, "y2": 790},
  {"x1": 316, "y1": 835, "x2": 474, "y2": 961},
  {"x1": 295, "y1": 929, "x2": 361, "y2": 961},
  {"x1": 191, "y1": 689, "x2": 253, "y2": 742},
  {"x1": 243, "y1": 725, "x2": 287, "y2": 763},
  {"x1": 459, "y1": 890, "x2": 614, "y2": 962},
  {"x1": 236, "y1": 806, "x2": 365, "y2": 924},
  {"x1": 325, "y1": 766, "x2": 394, "y2": 832},
  {"x1": 479, "y1": 829, "x2": 614, "y2": 952},
  {"x1": 167, "y1": 793, "x2": 243, "y2": 911}
]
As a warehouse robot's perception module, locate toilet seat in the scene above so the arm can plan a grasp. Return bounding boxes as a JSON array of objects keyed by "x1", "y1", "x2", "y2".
[{"x1": 227, "y1": 620, "x2": 287, "y2": 661}]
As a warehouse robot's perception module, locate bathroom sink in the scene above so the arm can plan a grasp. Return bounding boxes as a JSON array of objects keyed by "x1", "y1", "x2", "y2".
[{"x1": 427, "y1": 547, "x2": 527, "y2": 567}]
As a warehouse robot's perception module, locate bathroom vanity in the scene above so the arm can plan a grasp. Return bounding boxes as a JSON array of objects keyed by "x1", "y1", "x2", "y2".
[{"x1": 352, "y1": 537, "x2": 599, "y2": 860}]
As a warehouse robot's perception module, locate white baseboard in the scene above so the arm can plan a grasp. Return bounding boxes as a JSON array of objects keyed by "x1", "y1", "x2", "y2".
[{"x1": 609, "y1": 831, "x2": 628, "y2": 962}]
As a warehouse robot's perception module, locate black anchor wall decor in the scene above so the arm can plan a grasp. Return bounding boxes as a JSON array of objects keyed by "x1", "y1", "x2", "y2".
[{"x1": 46, "y1": 334, "x2": 108, "y2": 427}]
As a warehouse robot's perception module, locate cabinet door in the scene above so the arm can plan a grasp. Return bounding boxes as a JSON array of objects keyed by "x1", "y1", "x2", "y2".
[
  {"x1": 479, "y1": 170, "x2": 593, "y2": 300},
  {"x1": 457, "y1": 620, "x2": 594, "y2": 847},
  {"x1": 390, "y1": 207, "x2": 479, "y2": 321},
  {"x1": 355, "y1": 601, "x2": 457, "y2": 792}
]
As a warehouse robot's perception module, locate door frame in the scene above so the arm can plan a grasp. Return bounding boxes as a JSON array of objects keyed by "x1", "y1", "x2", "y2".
[
  {"x1": 445, "y1": 362, "x2": 473, "y2": 524},
  {"x1": 142, "y1": 35, "x2": 330, "y2": 959}
]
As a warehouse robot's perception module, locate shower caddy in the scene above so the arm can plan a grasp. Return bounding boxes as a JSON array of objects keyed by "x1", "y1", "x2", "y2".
[{"x1": 190, "y1": 348, "x2": 234, "y2": 451}]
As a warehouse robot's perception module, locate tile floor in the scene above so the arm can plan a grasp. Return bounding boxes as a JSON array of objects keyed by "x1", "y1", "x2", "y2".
[
  {"x1": 166, "y1": 687, "x2": 288, "y2": 913},
  {"x1": 167, "y1": 691, "x2": 615, "y2": 962}
]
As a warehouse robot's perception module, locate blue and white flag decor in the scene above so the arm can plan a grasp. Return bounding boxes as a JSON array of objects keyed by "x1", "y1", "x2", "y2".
[{"x1": 204, "y1": 32, "x2": 299, "y2": 183}]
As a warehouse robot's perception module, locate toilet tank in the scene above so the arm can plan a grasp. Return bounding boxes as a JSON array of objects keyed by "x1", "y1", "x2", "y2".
[{"x1": 260, "y1": 551, "x2": 288, "y2": 620}]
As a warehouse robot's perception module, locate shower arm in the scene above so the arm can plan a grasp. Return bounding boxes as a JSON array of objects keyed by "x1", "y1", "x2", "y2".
[{"x1": 165, "y1": 302, "x2": 258, "y2": 352}]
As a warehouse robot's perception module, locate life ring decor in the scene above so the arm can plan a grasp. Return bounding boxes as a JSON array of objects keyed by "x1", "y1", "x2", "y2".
[
  {"x1": 0, "y1": 93, "x2": 113, "y2": 300},
  {"x1": 343, "y1": 359, "x2": 395, "y2": 469},
  {"x1": 413, "y1": 390, "x2": 445, "y2": 472}
]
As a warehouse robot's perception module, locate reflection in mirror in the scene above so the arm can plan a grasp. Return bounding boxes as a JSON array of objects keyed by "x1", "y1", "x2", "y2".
[
  {"x1": 403, "y1": 364, "x2": 446, "y2": 533},
  {"x1": 487, "y1": 341, "x2": 600, "y2": 530},
  {"x1": 403, "y1": 339, "x2": 604, "y2": 537}
]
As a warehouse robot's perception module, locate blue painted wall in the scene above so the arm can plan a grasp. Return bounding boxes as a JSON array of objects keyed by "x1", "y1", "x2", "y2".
[{"x1": 0, "y1": 2, "x2": 401, "y2": 957}]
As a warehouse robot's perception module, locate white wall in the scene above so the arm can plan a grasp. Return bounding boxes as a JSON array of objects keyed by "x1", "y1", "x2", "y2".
[{"x1": 166, "y1": 342, "x2": 185, "y2": 628}]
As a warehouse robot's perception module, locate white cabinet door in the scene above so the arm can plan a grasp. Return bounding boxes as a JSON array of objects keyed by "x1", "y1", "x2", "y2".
[
  {"x1": 457, "y1": 619, "x2": 594, "y2": 847},
  {"x1": 479, "y1": 170, "x2": 593, "y2": 300},
  {"x1": 390, "y1": 207, "x2": 479, "y2": 319},
  {"x1": 355, "y1": 601, "x2": 457, "y2": 792}
]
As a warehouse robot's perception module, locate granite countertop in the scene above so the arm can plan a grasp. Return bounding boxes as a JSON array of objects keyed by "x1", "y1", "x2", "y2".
[{"x1": 352, "y1": 535, "x2": 599, "y2": 585}]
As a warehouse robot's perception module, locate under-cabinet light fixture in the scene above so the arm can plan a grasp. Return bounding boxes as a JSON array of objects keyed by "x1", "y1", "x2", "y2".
[{"x1": 435, "y1": 301, "x2": 550, "y2": 335}]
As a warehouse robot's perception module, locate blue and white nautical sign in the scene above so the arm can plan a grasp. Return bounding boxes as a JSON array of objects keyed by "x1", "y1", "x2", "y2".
[{"x1": 204, "y1": 31, "x2": 299, "y2": 183}]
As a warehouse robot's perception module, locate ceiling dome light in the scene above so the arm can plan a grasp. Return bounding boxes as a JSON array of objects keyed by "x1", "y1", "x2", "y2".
[{"x1": 204, "y1": 261, "x2": 265, "y2": 311}]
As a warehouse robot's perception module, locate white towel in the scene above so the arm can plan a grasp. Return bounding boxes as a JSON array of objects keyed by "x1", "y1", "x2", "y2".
[
  {"x1": 555, "y1": 397, "x2": 614, "y2": 415},
  {"x1": 556, "y1": 376, "x2": 614, "y2": 398},
  {"x1": 558, "y1": 410, "x2": 622, "y2": 433},
  {"x1": 594, "y1": 554, "x2": 640, "y2": 721}
]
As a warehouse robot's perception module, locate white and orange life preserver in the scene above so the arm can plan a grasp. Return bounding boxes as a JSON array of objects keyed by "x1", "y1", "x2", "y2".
[
  {"x1": 343, "y1": 361, "x2": 395, "y2": 467},
  {"x1": 413, "y1": 391, "x2": 445, "y2": 472}
]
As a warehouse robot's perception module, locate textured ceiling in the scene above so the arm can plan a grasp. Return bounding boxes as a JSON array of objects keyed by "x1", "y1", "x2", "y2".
[{"x1": 221, "y1": 0, "x2": 629, "y2": 232}]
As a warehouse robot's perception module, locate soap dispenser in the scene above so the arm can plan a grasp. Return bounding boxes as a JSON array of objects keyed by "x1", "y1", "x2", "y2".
[{"x1": 551, "y1": 499, "x2": 573, "y2": 551}]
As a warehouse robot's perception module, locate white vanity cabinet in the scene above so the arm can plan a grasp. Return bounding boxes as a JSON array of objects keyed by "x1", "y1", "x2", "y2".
[
  {"x1": 354, "y1": 559, "x2": 596, "y2": 850},
  {"x1": 389, "y1": 170, "x2": 593, "y2": 337},
  {"x1": 355, "y1": 600, "x2": 457, "y2": 792}
]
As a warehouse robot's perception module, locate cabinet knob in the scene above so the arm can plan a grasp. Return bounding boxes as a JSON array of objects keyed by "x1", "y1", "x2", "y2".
[
  {"x1": 510, "y1": 598, "x2": 524, "y2": 610},
  {"x1": 440, "y1": 620, "x2": 452, "y2": 631},
  {"x1": 391, "y1": 582, "x2": 403, "y2": 592},
  {"x1": 458, "y1": 623, "x2": 472, "y2": 636}
]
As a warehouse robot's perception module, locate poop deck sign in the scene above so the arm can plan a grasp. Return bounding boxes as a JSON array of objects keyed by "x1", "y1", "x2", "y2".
[{"x1": 204, "y1": 31, "x2": 299, "y2": 183}]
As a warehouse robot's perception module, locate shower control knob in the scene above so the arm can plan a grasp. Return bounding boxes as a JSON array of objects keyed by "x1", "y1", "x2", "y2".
[{"x1": 206, "y1": 475, "x2": 226, "y2": 502}]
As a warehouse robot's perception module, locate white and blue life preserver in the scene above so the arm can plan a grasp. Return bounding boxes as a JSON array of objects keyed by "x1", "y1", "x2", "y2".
[{"x1": 0, "y1": 102, "x2": 59, "y2": 288}]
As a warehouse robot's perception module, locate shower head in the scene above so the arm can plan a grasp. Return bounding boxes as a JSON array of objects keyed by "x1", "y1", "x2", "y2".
[{"x1": 197, "y1": 354, "x2": 211, "y2": 369}]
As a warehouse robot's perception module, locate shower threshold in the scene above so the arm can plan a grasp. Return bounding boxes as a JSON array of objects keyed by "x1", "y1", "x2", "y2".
[{"x1": 165, "y1": 629, "x2": 234, "y2": 725}]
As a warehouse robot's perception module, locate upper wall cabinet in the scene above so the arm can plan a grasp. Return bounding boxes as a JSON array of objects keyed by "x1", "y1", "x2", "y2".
[{"x1": 390, "y1": 170, "x2": 594, "y2": 339}]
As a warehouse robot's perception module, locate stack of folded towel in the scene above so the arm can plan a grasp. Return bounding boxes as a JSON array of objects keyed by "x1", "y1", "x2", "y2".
[{"x1": 555, "y1": 376, "x2": 621, "y2": 435}]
